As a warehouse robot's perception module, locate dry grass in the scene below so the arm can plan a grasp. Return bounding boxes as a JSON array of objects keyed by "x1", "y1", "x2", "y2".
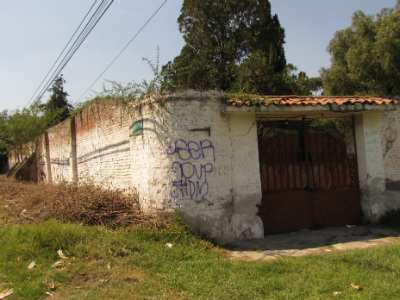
[{"x1": 0, "y1": 175, "x2": 164, "y2": 228}]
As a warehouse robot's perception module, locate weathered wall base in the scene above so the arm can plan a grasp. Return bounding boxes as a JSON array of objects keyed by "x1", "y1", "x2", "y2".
[
  {"x1": 356, "y1": 111, "x2": 400, "y2": 223},
  {"x1": 361, "y1": 188, "x2": 400, "y2": 223},
  {"x1": 178, "y1": 207, "x2": 234, "y2": 244}
]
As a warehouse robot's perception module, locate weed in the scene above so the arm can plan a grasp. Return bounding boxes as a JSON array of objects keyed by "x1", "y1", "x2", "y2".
[
  {"x1": 1, "y1": 175, "x2": 400, "y2": 299},
  {"x1": 92, "y1": 47, "x2": 164, "y2": 104}
]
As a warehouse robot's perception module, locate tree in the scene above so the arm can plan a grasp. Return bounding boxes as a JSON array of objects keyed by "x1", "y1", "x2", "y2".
[
  {"x1": 45, "y1": 75, "x2": 72, "y2": 125},
  {"x1": 162, "y1": 0, "x2": 302, "y2": 95},
  {"x1": 321, "y1": 0, "x2": 400, "y2": 96},
  {"x1": 0, "y1": 110, "x2": 9, "y2": 172},
  {"x1": 285, "y1": 64, "x2": 323, "y2": 96},
  {"x1": 0, "y1": 77, "x2": 72, "y2": 168},
  {"x1": 0, "y1": 101, "x2": 62, "y2": 165},
  {"x1": 0, "y1": 110, "x2": 8, "y2": 154},
  {"x1": 3, "y1": 105, "x2": 47, "y2": 162}
]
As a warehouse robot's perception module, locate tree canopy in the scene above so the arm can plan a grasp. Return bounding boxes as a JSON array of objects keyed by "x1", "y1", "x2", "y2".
[
  {"x1": 0, "y1": 105, "x2": 53, "y2": 163},
  {"x1": 162, "y1": 0, "x2": 318, "y2": 95},
  {"x1": 0, "y1": 76, "x2": 73, "y2": 166},
  {"x1": 321, "y1": 0, "x2": 400, "y2": 96},
  {"x1": 44, "y1": 75, "x2": 71, "y2": 125}
]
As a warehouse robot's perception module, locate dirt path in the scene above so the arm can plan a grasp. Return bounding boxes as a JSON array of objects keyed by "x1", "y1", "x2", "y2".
[{"x1": 224, "y1": 225, "x2": 400, "y2": 261}]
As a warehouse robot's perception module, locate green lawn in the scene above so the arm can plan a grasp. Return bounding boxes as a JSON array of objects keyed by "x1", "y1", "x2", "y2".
[{"x1": 0, "y1": 219, "x2": 399, "y2": 300}]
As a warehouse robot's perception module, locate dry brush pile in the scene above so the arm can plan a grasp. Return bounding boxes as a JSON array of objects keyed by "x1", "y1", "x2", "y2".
[{"x1": 0, "y1": 175, "x2": 164, "y2": 228}]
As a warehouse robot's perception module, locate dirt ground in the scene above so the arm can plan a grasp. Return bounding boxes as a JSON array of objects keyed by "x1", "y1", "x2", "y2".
[{"x1": 224, "y1": 225, "x2": 400, "y2": 261}]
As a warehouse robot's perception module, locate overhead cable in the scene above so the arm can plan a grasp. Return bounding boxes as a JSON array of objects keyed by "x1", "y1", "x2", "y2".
[
  {"x1": 76, "y1": 0, "x2": 168, "y2": 102},
  {"x1": 26, "y1": 0, "x2": 99, "y2": 108},
  {"x1": 26, "y1": 0, "x2": 114, "y2": 107},
  {"x1": 32, "y1": 0, "x2": 113, "y2": 105}
]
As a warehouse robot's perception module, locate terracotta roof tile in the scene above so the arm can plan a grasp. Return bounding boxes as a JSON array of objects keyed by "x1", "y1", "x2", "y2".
[{"x1": 225, "y1": 95, "x2": 398, "y2": 107}]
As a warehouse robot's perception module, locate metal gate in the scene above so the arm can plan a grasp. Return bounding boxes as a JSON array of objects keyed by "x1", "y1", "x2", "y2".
[{"x1": 257, "y1": 117, "x2": 361, "y2": 234}]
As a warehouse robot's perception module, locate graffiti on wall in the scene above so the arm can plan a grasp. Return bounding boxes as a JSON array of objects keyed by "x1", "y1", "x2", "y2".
[{"x1": 167, "y1": 139, "x2": 215, "y2": 204}]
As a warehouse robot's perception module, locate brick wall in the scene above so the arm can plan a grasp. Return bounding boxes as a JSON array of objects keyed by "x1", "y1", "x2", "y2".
[
  {"x1": 46, "y1": 118, "x2": 72, "y2": 182},
  {"x1": 74, "y1": 99, "x2": 133, "y2": 190}
]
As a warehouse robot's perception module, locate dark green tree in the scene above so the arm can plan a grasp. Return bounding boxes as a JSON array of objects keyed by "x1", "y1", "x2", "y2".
[
  {"x1": 162, "y1": 0, "x2": 300, "y2": 95},
  {"x1": 321, "y1": 1, "x2": 400, "y2": 96},
  {"x1": 0, "y1": 110, "x2": 9, "y2": 172},
  {"x1": 285, "y1": 64, "x2": 323, "y2": 96},
  {"x1": 45, "y1": 75, "x2": 71, "y2": 125}
]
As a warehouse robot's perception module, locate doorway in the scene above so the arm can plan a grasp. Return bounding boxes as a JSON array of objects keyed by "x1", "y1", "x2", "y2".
[{"x1": 257, "y1": 117, "x2": 361, "y2": 234}]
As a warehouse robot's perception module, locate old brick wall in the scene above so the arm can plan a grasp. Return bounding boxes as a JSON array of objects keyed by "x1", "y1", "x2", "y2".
[
  {"x1": 7, "y1": 141, "x2": 38, "y2": 180},
  {"x1": 46, "y1": 118, "x2": 72, "y2": 182},
  {"x1": 74, "y1": 99, "x2": 133, "y2": 190},
  {"x1": 7, "y1": 141, "x2": 36, "y2": 167},
  {"x1": 8, "y1": 149, "x2": 19, "y2": 168},
  {"x1": 36, "y1": 99, "x2": 134, "y2": 191}
]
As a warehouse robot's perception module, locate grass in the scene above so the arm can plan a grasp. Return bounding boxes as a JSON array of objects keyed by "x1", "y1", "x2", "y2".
[{"x1": 1, "y1": 175, "x2": 400, "y2": 299}]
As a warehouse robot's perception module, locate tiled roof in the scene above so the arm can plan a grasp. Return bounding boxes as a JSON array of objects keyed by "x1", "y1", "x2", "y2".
[{"x1": 226, "y1": 95, "x2": 398, "y2": 107}]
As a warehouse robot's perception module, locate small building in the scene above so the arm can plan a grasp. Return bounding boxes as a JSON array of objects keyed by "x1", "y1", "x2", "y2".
[{"x1": 8, "y1": 90, "x2": 400, "y2": 244}]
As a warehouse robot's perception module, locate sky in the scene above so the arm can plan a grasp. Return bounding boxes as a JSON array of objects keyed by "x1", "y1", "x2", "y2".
[{"x1": 0, "y1": 0, "x2": 397, "y2": 112}]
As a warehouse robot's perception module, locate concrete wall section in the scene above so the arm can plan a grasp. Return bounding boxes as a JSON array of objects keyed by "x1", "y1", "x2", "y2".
[
  {"x1": 165, "y1": 92, "x2": 235, "y2": 243},
  {"x1": 128, "y1": 101, "x2": 173, "y2": 212},
  {"x1": 381, "y1": 109, "x2": 400, "y2": 183},
  {"x1": 229, "y1": 113, "x2": 264, "y2": 240},
  {"x1": 355, "y1": 113, "x2": 385, "y2": 192},
  {"x1": 128, "y1": 91, "x2": 239, "y2": 243},
  {"x1": 355, "y1": 111, "x2": 400, "y2": 223}
]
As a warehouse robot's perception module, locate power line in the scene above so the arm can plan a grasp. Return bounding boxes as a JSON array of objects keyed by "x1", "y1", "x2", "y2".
[
  {"x1": 33, "y1": 0, "x2": 114, "y2": 106},
  {"x1": 26, "y1": 0, "x2": 99, "y2": 108},
  {"x1": 26, "y1": 0, "x2": 114, "y2": 108},
  {"x1": 32, "y1": 0, "x2": 113, "y2": 106},
  {"x1": 76, "y1": 0, "x2": 168, "y2": 102}
]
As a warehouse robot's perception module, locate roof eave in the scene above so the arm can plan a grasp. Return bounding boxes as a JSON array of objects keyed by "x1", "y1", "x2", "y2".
[{"x1": 222, "y1": 103, "x2": 398, "y2": 114}]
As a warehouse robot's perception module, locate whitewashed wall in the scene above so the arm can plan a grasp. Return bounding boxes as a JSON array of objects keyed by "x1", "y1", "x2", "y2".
[
  {"x1": 355, "y1": 108, "x2": 400, "y2": 223},
  {"x1": 74, "y1": 99, "x2": 133, "y2": 190},
  {"x1": 381, "y1": 110, "x2": 400, "y2": 182},
  {"x1": 32, "y1": 91, "x2": 263, "y2": 243},
  {"x1": 128, "y1": 91, "x2": 263, "y2": 243},
  {"x1": 46, "y1": 118, "x2": 72, "y2": 182},
  {"x1": 9, "y1": 91, "x2": 400, "y2": 243}
]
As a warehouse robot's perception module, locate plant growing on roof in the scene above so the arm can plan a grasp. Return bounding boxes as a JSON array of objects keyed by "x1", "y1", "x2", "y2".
[{"x1": 94, "y1": 47, "x2": 164, "y2": 102}]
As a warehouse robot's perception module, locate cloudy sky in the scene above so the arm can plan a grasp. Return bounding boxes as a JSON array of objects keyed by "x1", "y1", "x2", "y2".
[{"x1": 0, "y1": 0, "x2": 397, "y2": 111}]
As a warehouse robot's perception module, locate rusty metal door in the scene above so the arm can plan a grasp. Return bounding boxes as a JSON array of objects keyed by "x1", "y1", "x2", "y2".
[{"x1": 257, "y1": 117, "x2": 361, "y2": 234}]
